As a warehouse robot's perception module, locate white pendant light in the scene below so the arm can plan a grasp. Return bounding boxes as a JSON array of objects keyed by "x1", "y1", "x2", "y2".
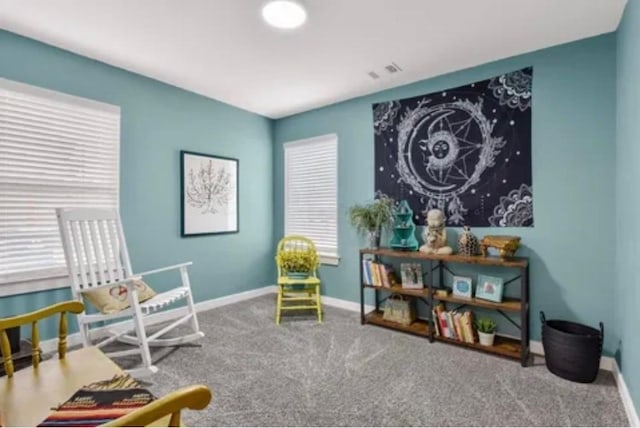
[{"x1": 262, "y1": 0, "x2": 307, "y2": 30}]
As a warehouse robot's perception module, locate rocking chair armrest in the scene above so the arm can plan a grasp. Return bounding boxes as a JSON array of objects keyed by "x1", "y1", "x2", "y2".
[{"x1": 134, "y1": 262, "x2": 193, "y2": 278}]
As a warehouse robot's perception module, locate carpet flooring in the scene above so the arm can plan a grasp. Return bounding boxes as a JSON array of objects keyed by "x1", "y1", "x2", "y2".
[{"x1": 110, "y1": 295, "x2": 628, "y2": 426}]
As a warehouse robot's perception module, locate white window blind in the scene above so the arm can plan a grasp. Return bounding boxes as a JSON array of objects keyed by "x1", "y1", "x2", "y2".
[
  {"x1": 0, "y1": 78, "x2": 120, "y2": 285},
  {"x1": 284, "y1": 134, "x2": 338, "y2": 261}
]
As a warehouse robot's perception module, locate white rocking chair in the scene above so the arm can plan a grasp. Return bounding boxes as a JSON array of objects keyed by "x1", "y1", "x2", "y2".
[{"x1": 56, "y1": 208, "x2": 204, "y2": 377}]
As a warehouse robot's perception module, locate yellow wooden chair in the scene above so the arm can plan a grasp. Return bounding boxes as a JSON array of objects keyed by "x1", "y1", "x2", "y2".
[
  {"x1": 275, "y1": 235, "x2": 322, "y2": 324},
  {"x1": 0, "y1": 301, "x2": 211, "y2": 427}
]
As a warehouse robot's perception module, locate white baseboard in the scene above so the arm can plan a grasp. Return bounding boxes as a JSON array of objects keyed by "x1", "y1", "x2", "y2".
[
  {"x1": 40, "y1": 285, "x2": 278, "y2": 354},
  {"x1": 321, "y1": 295, "x2": 374, "y2": 313},
  {"x1": 613, "y1": 359, "x2": 640, "y2": 427}
]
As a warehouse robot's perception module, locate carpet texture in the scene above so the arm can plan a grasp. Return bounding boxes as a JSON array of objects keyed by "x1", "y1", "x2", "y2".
[{"x1": 109, "y1": 295, "x2": 628, "y2": 426}]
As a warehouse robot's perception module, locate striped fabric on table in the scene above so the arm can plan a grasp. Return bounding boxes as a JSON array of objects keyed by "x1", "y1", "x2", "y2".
[{"x1": 38, "y1": 375, "x2": 155, "y2": 427}]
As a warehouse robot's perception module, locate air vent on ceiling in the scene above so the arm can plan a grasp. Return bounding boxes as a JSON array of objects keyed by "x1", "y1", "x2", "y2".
[
  {"x1": 385, "y1": 62, "x2": 403, "y2": 73},
  {"x1": 368, "y1": 71, "x2": 380, "y2": 80}
]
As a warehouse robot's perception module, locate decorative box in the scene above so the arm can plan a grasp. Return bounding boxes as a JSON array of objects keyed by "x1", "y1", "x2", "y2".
[{"x1": 479, "y1": 235, "x2": 521, "y2": 258}]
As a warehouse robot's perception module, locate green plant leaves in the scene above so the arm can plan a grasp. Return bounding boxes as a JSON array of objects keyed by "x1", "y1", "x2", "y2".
[
  {"x1": 276, "y1": 247, "x2": 319, "y2": 273},
  {"x1": 475, "y1": 317, "x2": 497, "y2": 334},
  {"x1": 348, "y1": 194, "x2": 395, "y2": 235}
]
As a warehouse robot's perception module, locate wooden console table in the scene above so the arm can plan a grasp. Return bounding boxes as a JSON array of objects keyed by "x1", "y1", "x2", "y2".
[{"x1": 359, "y1": 248, "x2": 530, "y2": 366}]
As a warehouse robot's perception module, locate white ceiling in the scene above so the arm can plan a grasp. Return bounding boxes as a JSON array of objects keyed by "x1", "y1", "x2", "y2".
[{"x1": 0, "y1": 0, "x2": 627, "y2": 119}]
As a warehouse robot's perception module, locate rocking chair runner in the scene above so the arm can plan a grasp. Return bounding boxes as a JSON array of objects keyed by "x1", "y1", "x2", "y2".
[{"x1": 56, "y1": 208, "x2": 204, "y2": 377}]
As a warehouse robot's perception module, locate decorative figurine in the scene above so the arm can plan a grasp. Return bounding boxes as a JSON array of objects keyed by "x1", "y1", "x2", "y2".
[
  {"x1": 457, "y1": 225, "x2": 481, "y2": 256},
  {"x1": 419, "y1": 209, "x2": 453, "y2": 255},
  {"x1": 479, "y1": 235, "x2": 521, "y2": 258},
  {"x1": 390, "y1": 200, "x2": 419, "y2": 251}
]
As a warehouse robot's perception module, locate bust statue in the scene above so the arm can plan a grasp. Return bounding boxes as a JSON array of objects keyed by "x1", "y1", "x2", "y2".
[{"x1": 419, "y1": 209, "x2": 453, "y2": 255}]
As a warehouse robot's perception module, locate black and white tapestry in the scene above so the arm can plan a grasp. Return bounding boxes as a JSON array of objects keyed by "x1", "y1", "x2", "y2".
[{"x1": 373, "y1": 67, "x2": 533, "y2": 227}]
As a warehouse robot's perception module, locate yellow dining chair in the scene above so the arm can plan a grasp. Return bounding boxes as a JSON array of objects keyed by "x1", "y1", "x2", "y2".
[{"x1": 275, "y1": 235, "x2": 322, "y2": 324}]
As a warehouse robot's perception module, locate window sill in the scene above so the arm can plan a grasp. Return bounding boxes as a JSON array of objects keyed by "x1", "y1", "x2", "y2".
[
  {"x1": 0, "y1": 275, "x2": 69, "y2": 297},
  {"x1": 319, "y1": 254, "x2": 340, "y2": 266}
]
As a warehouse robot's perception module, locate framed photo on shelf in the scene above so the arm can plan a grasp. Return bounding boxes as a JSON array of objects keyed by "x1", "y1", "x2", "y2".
[
  {"x1": 400, "y1": 263, "x2": 423, "y2": 289},
  {"x1": 452, "y1": 276, "x2": 473, "y2": 299},
  {"x1": 181, "y1": 150, "x2": 239, "y2": 237},
  {"x1": 476, "y1": 275, "x2": 504, "y2": 303}
]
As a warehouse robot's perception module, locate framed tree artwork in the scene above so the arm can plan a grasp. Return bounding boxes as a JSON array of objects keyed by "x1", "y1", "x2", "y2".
[{"x1": 181, "y1": 150, "x2": 239, "y2": 237}]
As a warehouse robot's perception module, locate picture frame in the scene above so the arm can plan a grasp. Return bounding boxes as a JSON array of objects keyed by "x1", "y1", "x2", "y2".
[
  {"x1": 475, "y1": 275, "x2": 504, "y2": 303},
  {"x1": 400, "y1": 263, "x2": 423, "y2": 289},
  {"x1": 181, "y1": 150, "x2": 239, "y2": 237},
  {"x1": 452, "y1": 276, "x2": 473, "y2": 299}
]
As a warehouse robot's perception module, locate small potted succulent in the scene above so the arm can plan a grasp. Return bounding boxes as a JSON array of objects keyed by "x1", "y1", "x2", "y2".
[
  {"x1": 475, "y1": 317, "x2": 497, "y2": 347},
  {"x1": 277, "y1": 248, "x2": 319, "y2": 279},
  {"x1": 348, "y1": 193, "x2": 395, "y2": 249}
]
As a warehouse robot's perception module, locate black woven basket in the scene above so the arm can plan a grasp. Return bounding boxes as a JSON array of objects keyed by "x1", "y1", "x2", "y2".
[{"x1": 540, "y1": 311, "x2": 603, "y2": 383}]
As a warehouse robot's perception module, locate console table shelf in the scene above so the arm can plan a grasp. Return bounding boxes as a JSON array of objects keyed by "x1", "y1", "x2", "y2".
[
  {"x1": 365, "y1": 310, "x2": 431, "y2": 337},
  {"x1": 432, "y1": 294, "x2": 523, "y2": 312},
  {"x1": 435, "y1": 335, "x2": 522, "y2": 359},
  {"x1": 359, "y1": 248, "x2": 530, "y2": 366},
  {"x1": 362, "y1": 283, "x2": 430, "y2": 298},
  {"x1": 365, "y1": 248, "x2": 528, "y2": 268}
]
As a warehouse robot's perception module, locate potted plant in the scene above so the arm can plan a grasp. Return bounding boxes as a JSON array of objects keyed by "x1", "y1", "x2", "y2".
[
  {"x1": 475, "y1": 317, "x2": 497, "y2": 346},
  {"x1": 277, "y1": 248, "x2": 319, "y2": 279},
  {"x1": 348, "y1": 193, "x2": 395, "y2": 249}
]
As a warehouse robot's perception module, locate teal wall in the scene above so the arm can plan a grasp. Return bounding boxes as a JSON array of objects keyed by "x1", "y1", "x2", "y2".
[
  {"x1": 274, "y1": 34, "x2": 619, "y2": 355},
  {"x1": 616, "y1": 0, "x2": 640, "y2": 412},
  {"x1": 0, "y1": 30, "x2": 275, "y2": 339}
]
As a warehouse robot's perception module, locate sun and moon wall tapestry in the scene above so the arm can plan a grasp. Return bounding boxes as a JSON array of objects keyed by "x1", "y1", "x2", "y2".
[{"x1": 373, "y1": 67, "x2": 534, "y2": 227}]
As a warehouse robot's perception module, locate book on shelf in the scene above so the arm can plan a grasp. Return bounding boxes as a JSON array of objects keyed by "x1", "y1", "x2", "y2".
[
  {"x1": 433, "y1": 304, "x2": 476, "y2": 344},
  {"x1": 362, "y1": 260, "x2": 371, "y2": 285},
  {"x1": 362, "y1": 261, "x2": 396, "y2": 288},
  {"x1": 362, "y1": 260, "x2": 376, "y2": 286},
  {"x1": 387, "y1": 265, "x2": 401, "y2": 288},
  {"x1": 400, "y1": 263, "x2": 423, "y2": 289},
  {"x1": 380, "y1": 264, "x2": 390, "y2": 288},
  {"x1": 431, "y1": 309, "x2": 440, "y2": 336},
  {"x1": 371, "y1": 262, "x2": 380, "y2": 286},
  {"x1": 462, "y1": 312, "x2": 474, "y2": 343},
  {"x1": 453, "y1": 312, "x2": 464, "y2": 342}
]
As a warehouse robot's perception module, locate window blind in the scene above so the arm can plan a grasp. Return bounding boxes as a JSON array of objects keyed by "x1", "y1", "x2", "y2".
[
  {"x1": 284, "y1": 134, "x2": 338, "y2": 258},
  {"x1": 0, "y1": 78, "x2": 120, "y2": 284}
]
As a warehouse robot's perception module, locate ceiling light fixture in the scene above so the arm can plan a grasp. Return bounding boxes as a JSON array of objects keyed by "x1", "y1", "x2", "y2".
[{"x1": 262, "y1": 0, "x2": 307, "y2": 30}]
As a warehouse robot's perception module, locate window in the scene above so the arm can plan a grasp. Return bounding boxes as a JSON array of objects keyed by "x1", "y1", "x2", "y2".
[
  {"x1": 284, "y1": 134, "x2": 338, "y2": 265},
  {"x1": 0, "y1": 78, "x2": 120, "y2": 292}
]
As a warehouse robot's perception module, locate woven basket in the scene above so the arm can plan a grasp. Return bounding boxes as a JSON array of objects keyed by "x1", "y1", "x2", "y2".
[
  {"x1": 540, "y1": 311, "x2": 603, "y2": 383},
  {"x1": 383, "y1": 294, "x2": 416, "y2": 326}
]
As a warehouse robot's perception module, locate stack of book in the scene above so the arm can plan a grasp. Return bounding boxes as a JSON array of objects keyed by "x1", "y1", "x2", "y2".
[
  {"x1": 362, "y1": 260, "x2": 394, "y2": 288},
  {"x1": 432, "y1": 304, "x2": 476, "y2": 344}
]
